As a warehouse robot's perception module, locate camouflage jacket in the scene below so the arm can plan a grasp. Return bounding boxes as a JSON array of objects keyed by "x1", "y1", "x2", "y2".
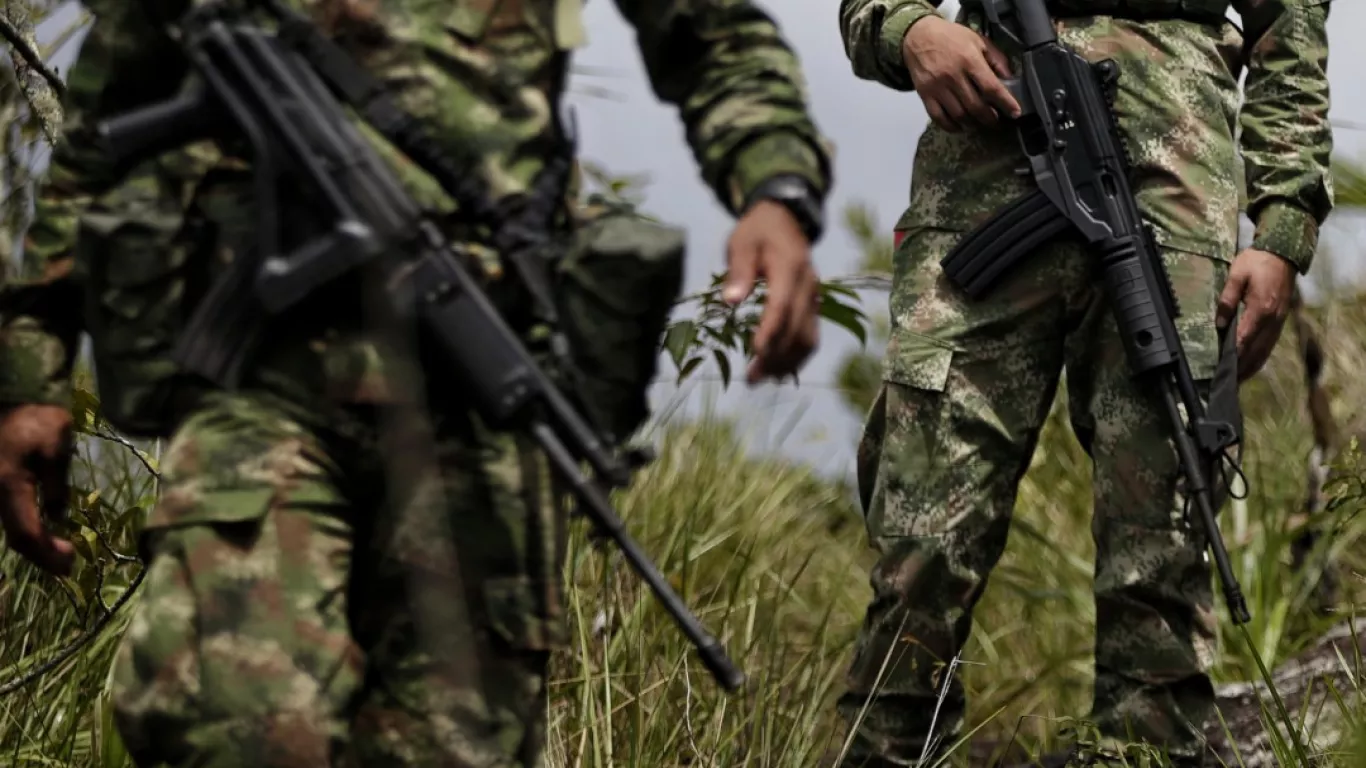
[
  {"x1": 838, "y1": 0, "x2": 1332, "y2": 274},
  {"x1": 0, "y1": 0, "x2": 832, "y2": 415}
]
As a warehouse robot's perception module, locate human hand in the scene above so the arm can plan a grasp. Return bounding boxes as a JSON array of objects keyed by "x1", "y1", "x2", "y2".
[
  {"x1": 1216, "y1": 248, "x2": 1297, "y2": 382},
  {"x1": 0, "y1": 404, "x2": 74, "y2": 576},
  {"x1": 901, "y1": 15, "x2": 1021, "y2": 131},
  {"x1": 723, "y1": 201, "x2": 821, "y2": 385}
]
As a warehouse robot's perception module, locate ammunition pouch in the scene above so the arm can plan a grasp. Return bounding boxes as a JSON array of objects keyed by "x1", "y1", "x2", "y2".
[{"x1": 554, "y1": 199, "x2": 685, "y2": 444}]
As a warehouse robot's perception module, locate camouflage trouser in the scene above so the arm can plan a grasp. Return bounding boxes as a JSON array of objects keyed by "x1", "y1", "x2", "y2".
[
  {"x1": 837, "y1": 227, "x2": 1240, "y2": 767},
  {"x1": 111, "y1": 390, "x2": 565, "y2": 767}
]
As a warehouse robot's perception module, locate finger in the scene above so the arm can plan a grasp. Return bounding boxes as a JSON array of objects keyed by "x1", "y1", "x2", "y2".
[
  {"x1": 749, "y1": 249, "x2": 797, "y2": 383},
  {"x1": 950, "y1": 72, "x2": 998, "y2": 126},
  {"x1": 936, "y1": 90, "x2": 967, "y2": 131},
  {"x1": 1236, "y1": 323, "x2": 1278, "y2": 382},
  {"x1": 968, "y1": 58, "x2": 1020, "y2": 119},
  {"x1": 981, "y1": 38, "x2": 1014, "y2": 79},
  {"x1": 1236, "y1": 303, "x2": 1289, "y2": 381},
  {"x1": 923, "y1": 97, "x2": 956, "y2": 132},
  {"x1": 0, "y1": 468, "x2": 72, "y2": 576},
  {"x1": 723, "y1": 236, "x2": 759, "y2": 305},
  {"x1": 762, "y1": 267, "x2": 822, "y2": 382},
  {"x1": 763, "y1": 269, "x2": 818, "y2": 381},
  {"x1": 1216, "y1": 271, "x2": 1247, "y2": 331}
]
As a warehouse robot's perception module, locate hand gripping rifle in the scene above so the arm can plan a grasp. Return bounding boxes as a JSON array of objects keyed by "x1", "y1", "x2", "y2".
[
  {"x1": 94, "y1": 0, "x2": 746, "y2": 689},
  {"x1": 938, "y1": 0, "x2": 1251, "y2": 624}
]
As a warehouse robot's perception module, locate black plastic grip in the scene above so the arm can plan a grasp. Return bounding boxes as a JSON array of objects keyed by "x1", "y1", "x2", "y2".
[
  {"x1": 940, "y1": 189, "x2": 1072, "y2": 299},
  {"x1": 95, "y1": 85, "x2": 218, "y2": 166},
  {"x1": 1099, "y1": 238, "x2": 1180, "y2": 376}
]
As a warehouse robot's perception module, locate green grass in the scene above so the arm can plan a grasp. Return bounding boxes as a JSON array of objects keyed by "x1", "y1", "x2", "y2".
[{"x1": 4, "y1": 295, "x2": 1366, "y2": 766}]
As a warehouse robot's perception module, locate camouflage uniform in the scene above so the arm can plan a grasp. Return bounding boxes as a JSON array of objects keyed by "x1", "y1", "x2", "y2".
[
  {"x1": 0, "y1": 0, "x2": 832, "y2": 765},
  {"x1": 835, "y1": 0, "x2": 1332, "y2": 764}
]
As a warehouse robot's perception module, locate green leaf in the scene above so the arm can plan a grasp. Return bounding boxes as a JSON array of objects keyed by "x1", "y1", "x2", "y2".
[
  {"x1": 819, "y1": 296, "x2": 869, "y2": 347},
  {"x1": 677, "y1": 356, "x2": 704, "y2": 383},
  {"x1": 70, "y1": 386, "x2": 101, "y2": 434},
  {"x1": 663, "y1": 321, "x2": 698, "y2": 368},
  {"x1": 713, "y1": 349, "x2": 731, "y2": 389}
]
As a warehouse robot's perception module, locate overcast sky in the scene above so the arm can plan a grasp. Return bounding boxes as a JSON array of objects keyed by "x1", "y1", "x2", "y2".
[{"x1": 33, "y1": 1, "x2": 1366, "y2": 480}]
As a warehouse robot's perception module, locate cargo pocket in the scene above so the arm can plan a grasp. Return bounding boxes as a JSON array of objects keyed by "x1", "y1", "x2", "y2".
[
  {"x1": 882, "y1": 328, "x2": 956, "y2": 394},
  {"x1": 1163, "y1": 247, "x2": 1228, "y2": 383},
  {"x1": 146, "y1": 392, "x2": 341, "y2": 533},
  {"x1": 482, "y1": 575, "x2": 563, "y2": 651},
  {"x1": 864, "y1": 329, "x2": 957, "y2": 540}
]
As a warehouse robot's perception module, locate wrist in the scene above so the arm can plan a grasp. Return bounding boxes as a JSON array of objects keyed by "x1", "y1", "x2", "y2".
[
  {"x1": 899, "y1": 10, "x2": 943, "y2": 66},
  {"x1": 1250, "y1": 201, "x2": 1319, "y2": 275},
  {"x1": 884, "y1": 3, "x2": 942, "y2": 87},
  {"x1": 741, "y1": 174, "x2": 825, "y2": 244}
]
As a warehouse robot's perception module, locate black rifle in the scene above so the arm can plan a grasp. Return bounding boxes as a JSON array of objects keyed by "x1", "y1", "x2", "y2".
[
  {"x1": 938, "y1": 0, "x2": 1250, "y2": 624},
  {"x1": 95, "y1": 0, "x2": 746, "y2": 689}
]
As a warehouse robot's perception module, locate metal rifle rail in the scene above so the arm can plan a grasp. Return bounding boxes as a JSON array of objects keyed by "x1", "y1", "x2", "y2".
[
  {"x1": 939, "y1": 0, "x2": 1251, "y2": 624},
  {"x1": 94, "y1": 1, "x2": 746, "y2": 689}
]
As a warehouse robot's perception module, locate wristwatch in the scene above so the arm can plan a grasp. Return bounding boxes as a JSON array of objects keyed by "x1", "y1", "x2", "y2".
[{"x1": 742, "y1": 174, "x2": 826, "y2": 245}]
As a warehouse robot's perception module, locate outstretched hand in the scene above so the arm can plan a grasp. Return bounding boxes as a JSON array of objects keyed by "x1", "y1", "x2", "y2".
[{"x1": 723, "y1": 201, "x2": 821, "y2": 385}]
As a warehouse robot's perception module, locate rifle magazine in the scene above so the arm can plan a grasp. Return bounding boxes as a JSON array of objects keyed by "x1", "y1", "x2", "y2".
[{"x1": 939, "y1": 189, "x2": 1072, "y2": 300}]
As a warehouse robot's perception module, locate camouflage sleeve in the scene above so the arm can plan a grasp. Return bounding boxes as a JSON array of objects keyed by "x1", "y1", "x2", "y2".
[
  {"x1": 838, "y1": 0, "x2": 941, "y2": 92},
  {"x1": 0, "y1": 1, "x2": 189, "y2": 408},
  {"x1": 1234, "y1": 0, "x2": 1333, "y2": 274},
  {"x1": 613, "y1": 0, "x2": 833, "y2": 213}
]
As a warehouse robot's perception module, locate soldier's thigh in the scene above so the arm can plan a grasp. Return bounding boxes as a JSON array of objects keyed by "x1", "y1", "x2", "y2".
[
  {"x1": 111, "y1": 400, "x2": 364, "y2": 767},
  {"x1": 865, "y1": 227, "x2": 1084, "y2": 541}
]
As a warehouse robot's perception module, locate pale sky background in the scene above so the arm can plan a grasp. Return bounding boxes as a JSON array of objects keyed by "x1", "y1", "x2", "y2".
[{"x1": 30, "y1": 1, "x2": 1366, "y2": 481}]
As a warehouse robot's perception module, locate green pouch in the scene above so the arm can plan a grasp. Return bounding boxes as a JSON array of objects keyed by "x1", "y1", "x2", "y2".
[{"x1": 554, "y1": 201, "x2": 685, "y2": 443}]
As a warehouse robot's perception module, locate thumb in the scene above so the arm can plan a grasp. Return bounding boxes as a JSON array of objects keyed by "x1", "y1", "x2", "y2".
[
  {"x1": 1216, "y1": 271, "x2": 1246, "y2": 331},
  {"x1": 723, "y1": 236, "x2": 760, "y2": 306}
]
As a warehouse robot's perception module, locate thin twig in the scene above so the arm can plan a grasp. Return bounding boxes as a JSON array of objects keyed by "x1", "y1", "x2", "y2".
[
  {"x1": 0, "y1": 567, "x2": 145, "y2": 697},
  {"x1": 92, "y1": 427, "x2": 161, "y2": 480},
  {"x1": 0, "y1": 11, "x2": 64, "y2": 98}
]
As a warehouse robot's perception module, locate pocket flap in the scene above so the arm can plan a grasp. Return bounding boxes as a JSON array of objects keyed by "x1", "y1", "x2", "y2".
[{"x1": 883, "y1": 330, "x2": 956, "y2": 393}]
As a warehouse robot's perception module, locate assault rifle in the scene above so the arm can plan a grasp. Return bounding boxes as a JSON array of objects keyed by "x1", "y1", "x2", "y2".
[
  {"x1": 95, "y1": 0, "x2": 747, "y2": 688},
  {"x1": 939, "y1": 0, "x2": 1251, "y2": 624}
]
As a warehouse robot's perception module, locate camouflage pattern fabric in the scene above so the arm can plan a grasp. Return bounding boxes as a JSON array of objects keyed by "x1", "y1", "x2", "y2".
[
  {"x1": 115, "y1": 389, "x2": 564, "y2": 767},
  {"x1": 0, "y1": 0, "x2": 833, "y2": 765},
  {"x1": 835, "y1": 0, "x2": 1331, "y2": 764},
  {"x1": 1, "y1": 0, "x2": 833, "y2": 414},
  {"x1": 837, "y1": 0, "x2": 1333, "y2": 273},
  {"x1": 841, "y1": 230, "x2": 1236, "y2": 766}
]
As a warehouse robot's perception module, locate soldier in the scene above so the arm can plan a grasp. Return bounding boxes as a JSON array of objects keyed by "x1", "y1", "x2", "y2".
[
  {"x1": 835, "y1": 0, "x2": 1331, "y2": 765},
  {"x1": 0, "y1": 0, "x2": 832, "y2": 765}
]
